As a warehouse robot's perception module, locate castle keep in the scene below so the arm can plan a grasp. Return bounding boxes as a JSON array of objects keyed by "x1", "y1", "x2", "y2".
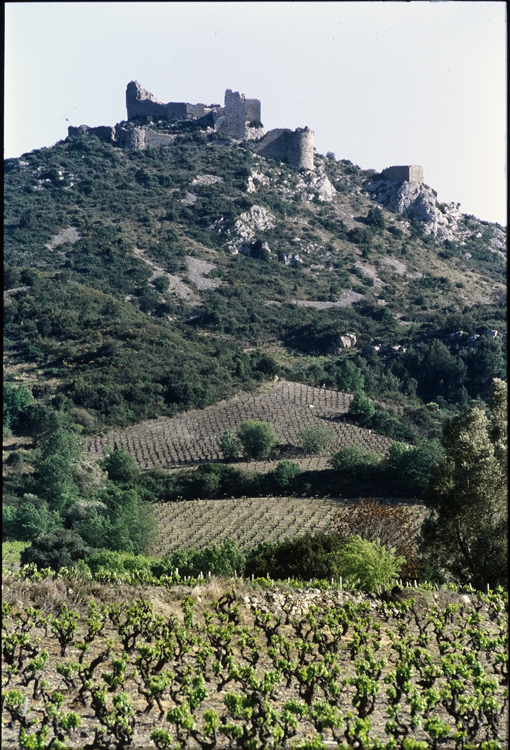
[{"x1": 68, "y1": 82, "x2": 315, "y2": 170}]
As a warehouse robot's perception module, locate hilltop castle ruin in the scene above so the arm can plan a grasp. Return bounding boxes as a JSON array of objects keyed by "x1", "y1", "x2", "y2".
[
  {"x1": 68, "y1": 82, "x2": 315, "y2": 170},
  {"x1": 68, "y1": 82, "x2": 424, "y2": 179}
]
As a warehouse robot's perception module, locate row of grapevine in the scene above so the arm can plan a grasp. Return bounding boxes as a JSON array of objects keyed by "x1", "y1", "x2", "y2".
[
  {"x1": 2, "y1": 570, "x2": 507, "y2": 749},
  {"x1": 87, "y1": 382, "x2": 391, "y2": 471}
]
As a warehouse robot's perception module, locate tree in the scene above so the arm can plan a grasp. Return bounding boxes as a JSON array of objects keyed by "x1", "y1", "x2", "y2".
[
  {"x1": 219, "y1": 429, "x2": 241, "y2": 461},
  {"x1": 419, "y1": 379, "x2": 507, "y2": 589},
  {"x1": 366, "y1": 207, "x2": 386, "y2": 232},
  {"x1": 18, "y1": 402, "x2": 65, "y2": 441},
  {"x1": 328, "y1": 498, "x2": 420, "y2": 581},
  {"x1": 348, "y1": 226, "x2": 373, "y2": 248},
  {"x1": 329, "y1": 445, "x2": 381, "y2": 480},
  {"x1": 382, "y1": 439, "x2": 444, "y2": 498},
  {"x1": 237, "y1": 420, "x2": 278, "y2": 459},
  {"x1": 348, "y1": 392, "x2": 376, "y2": 424},
  {"x1": 20, "y1": 529, "x2": 95, "y2": 572},
  {"x1": 245, "y1": 532, "x2": 347, "y2": 581},
  {"x1": 34, "y1": 429, "x2": 86, "y2": 512},
  {"x1": 269, "y1": 460, "x2": 301, "y2": 491},
  {"x1": 298, "y1": 424, "x2": 336, "y2": 455},
  {"x1": 101, "y1": 445, "x2": 140, "y2": 482},
  {"x1": 76, "y1": 486, "x2": 157, "y2": 555},
  {"x1": 3, "y1": 495, "x2": 61, "y2": 542},
  {"x1": 334, "y1": 360, "x2": 364, "y2": 394},
  {"x1": 3, "y1": 383, "x2": 34, "y2": 434}
]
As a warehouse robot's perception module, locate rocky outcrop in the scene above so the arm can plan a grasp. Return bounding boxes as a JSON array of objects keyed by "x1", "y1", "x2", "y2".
[
  {"x1": 489, "y1": 228, "x2": 507, "y2": 258},
  {"x1": 326, "y1": 333, "x2": 357, "y2": 354},
  {"x1": 222, "y1": 205, "x2": 277, "y2": 253},
  {"x1": 300, "y1": 165, "x2": 336, "y2": 201},
  {"x1": 365, "y1": 178, "x2": 463, "y2": 243}
]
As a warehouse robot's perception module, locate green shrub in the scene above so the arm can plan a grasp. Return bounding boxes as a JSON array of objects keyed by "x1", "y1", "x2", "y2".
[
  {"x1": 153, "y1": 276, "x2": 170, "y2": 293},
  {"x1": 20, "y1": 529, "x2": 96, "y2": 571},
  {"x1": 85, "y1": 550, "x2": 157, "y2": 577},
  {"x1": 268, "y1": 460, "x2": 301, "y2": 491},
  {"x1": 219, "y1": 429, "x2": 241, "y2": 460},
  {"x1": 157, "y1": 538, "x2": 246, "y2": 578},
  {"x1": 237, "y1": 420, "x2": 279, "y2": 459},
  {"x1": 329, "y1": 445, "x2": 381, "y2": 479},
  {"x1": 2, "y1": 540, "x2": 31, "y2": 570},
  {"x1": 298, "y1": 424, "x2": 336, "y2": 455},
  {"x1": 381, "y1": 440, "x2": 444, "y2": 497},
  {"x1": 337, "y1": 535, "x2": 405, "y2": 592},
  {"x1": 366, "y1": 207, "x2": 386, "y2": 232},
  {"x1": 245, "y1": 532, "x2": 346, "y2": 580},
  {"x1": 3, "y1": 383, "x2": 34, "y2": 434},
  {"x1": 100, "y1": 446, "x2": 140, "y2": 483},
  {"x1": 3, "y1": 495, "x2": 62, "y2": 542},
  {"x1": 75, "y1": 486, "x2": 157, "y2": 555},
  {"x1": 387, "y1": 225, "x2": 403, "y2": 239},
  {"x1": 348, "y1": 226, "x2": 373, "y2": 247},
  {"x1": 348, "y1": 392, "x2": 376, "y2": 424}
]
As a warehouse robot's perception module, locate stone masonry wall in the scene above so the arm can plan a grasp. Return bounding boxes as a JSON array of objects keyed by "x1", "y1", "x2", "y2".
[
  {"x1": 68, "y1": 125, "x2": 116, "y2": 142},
  {"x1": 253, "y1": 127, "x2": 314, "y2": 169},
  {"x1": 380, "y1": 165, "x2": 424, "y2": 183},
  {"x1": 245, "y1": 98, "x2": 262, "y2": 124},
  {"x1": 126, "y1": 81, "x2": 220, "y2": 122},
  {"x1": 222, "y1": 89, "x2": 247, "y2": 139}
]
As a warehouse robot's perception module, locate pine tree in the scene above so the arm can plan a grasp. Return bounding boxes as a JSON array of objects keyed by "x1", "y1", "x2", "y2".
[{"x1": 419, "y1": 379, "x2": 507, "y2": 588}]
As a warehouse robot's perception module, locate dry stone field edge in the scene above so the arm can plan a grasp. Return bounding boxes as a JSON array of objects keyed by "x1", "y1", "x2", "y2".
[{"x1": 87, "y1": 382, "x2": 393, "y2": 471}]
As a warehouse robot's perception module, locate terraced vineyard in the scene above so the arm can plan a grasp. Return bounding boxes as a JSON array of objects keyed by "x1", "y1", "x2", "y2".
[
  {"x1": 150, "y1": 496, "x2": 426, "y2": 558},
  {"x1": 87, "y1": 381, "x2": 393, "y2": 472}
]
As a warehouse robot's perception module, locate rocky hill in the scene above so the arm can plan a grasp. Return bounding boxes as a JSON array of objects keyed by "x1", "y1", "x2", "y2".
[{"x1": 3, "y1": 99, "x2": 506, "y2": 443}]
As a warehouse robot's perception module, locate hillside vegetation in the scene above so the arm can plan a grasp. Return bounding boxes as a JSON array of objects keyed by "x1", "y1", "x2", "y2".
[{"x1": 3, "y1": 111, "x2": 507, "y2": 602}]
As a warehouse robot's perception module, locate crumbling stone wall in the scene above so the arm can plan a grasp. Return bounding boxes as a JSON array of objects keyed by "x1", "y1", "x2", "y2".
[
  {"x1": 68, "y1": 123, "x2": 175, "y2": 150},
  {"x1": 253, "y1": 127, "x2": 314, "y2": 170},
  {"x1": 221, "y1": 89, "x2": 246, "y2": 138},
  {"x1": 126, "y1": 81, "x2": 221, "y2": 122},
  {"x1": 126, "y1": 82, "x2": 260, "y2": 139},
  {"x1": 67, "y1": 125, "x2": 116, "y2": 142},
  {"x1": 380, "y1": 165, "x2": 424, "y2": 183}
]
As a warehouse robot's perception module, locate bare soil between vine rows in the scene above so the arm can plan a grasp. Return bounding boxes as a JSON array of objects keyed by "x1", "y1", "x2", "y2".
[{"x1": 2, "y1": 576, "x2": 507, "y2": 749}]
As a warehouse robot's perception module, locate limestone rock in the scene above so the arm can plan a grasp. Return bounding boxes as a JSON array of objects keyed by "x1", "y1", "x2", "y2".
[
  {"x1": 225, "y1": 205, "x2": 276, "y2": 252},
  {"x1": 302, "y1": 166, "x2": 336, "y2": 201},
  {"x1": 327, "y1": 333, "x2": 357, "y2": 354},
  {"x1": 365, "y1": 178, "x2": 463, "y2": 243}
]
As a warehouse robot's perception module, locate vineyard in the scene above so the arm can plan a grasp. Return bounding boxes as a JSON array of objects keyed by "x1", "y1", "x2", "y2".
[
  {"x1": 149, "y1": 497, "x2": 426, "y2": 558},
  {"x1": 87, "y1": 382, "x2": 394, "y2": 472},
  {"x1": 2, "y1": 569, "x2": 508, "y2": 749}
]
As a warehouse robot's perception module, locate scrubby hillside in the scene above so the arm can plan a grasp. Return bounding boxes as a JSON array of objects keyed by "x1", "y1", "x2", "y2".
[
  {"x1": 4, "y1": 124, "x2": 506, "y2": 434},
  {"x1": 3, "y1": 113, "x2": 507, "y2": 595}
]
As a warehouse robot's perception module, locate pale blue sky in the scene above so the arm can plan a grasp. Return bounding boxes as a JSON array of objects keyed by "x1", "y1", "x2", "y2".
[{"x1": 5, "y1": 1, "x2": 506, "y2": 226}]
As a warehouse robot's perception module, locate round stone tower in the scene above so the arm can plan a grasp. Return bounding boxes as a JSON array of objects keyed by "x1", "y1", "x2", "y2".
[{"x1": 296, "y1": 127, "x2": 314, "y2": 170}]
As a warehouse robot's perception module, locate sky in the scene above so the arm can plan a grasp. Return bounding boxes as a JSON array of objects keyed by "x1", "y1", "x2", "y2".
[{"x1": 5, "y1": 1, "x2": 507, "y2": 226}]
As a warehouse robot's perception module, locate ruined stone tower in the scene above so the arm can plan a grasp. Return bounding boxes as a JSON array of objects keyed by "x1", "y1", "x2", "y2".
[
  {"x1": 252, "y1": 127, "x2": 314, "y2": 170},
  {"x1": 380, "y1": 165, "x2": 424, "y2": 183}
]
